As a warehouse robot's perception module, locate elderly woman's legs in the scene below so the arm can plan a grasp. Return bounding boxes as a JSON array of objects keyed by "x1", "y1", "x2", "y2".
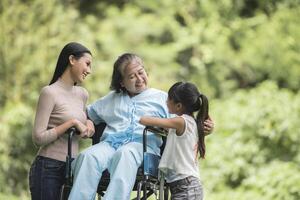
[
  {"x1": 68, "y1": 142, "x2": 115, "y2": 200},
  {"x1": 104, "y1": 142, "x2": 151, "y2": 200}
]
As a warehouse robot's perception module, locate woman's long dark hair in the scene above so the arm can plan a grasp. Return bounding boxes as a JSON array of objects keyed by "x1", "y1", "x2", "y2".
[
  {"x1": 168, "y1": 82, "x2": 209, "y2": 158},
  {"x1": 110, "y1": 53, "x2": 143, "y2": 93},
  {"x1": 49, "y1": 42, "x2": 91, "y2": 85}
]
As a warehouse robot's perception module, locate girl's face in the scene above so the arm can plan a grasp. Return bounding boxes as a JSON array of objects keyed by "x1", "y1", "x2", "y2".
[
  {"x1": 120, "y1": 59, "x2": 148, "y2": 96},
  {"x1": 70, "y1": 53, "x2": 92, "y2": 83},
  {"x1": 166, "y1": 98, "x2": 179, "y2": 114}
]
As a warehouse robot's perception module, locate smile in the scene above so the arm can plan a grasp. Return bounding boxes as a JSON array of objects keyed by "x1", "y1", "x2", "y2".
[
  {"x1": 82, "y1": 73, "x2": 88, "y2": 79},
  {"x1": 136, "y1": 84, "x2": 144, "y2": 87}
]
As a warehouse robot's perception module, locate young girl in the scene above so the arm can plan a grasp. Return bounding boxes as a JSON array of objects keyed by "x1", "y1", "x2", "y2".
[{"x1": 139, "y1": 81, "x2": 209, "y2": 200}]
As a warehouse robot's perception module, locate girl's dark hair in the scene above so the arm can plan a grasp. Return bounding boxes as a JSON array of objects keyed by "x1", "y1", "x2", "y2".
[
  {"x1": 110, "y1": 53, "x2": 143, "y2": 93},
  {"x1": 168, "y1": 81, "x2": 209, "y2": 158},
  {"x1": 49, "y1": 42, "x2": 92, "y2": 85}
]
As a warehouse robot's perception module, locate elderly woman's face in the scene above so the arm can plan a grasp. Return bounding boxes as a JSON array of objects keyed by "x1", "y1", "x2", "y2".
[{"x1": 120, "y1": 59, "x2": 148, "y2": 96}]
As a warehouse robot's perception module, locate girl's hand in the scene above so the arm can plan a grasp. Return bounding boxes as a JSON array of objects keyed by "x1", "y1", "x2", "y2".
[{"x1": 204, "y1": 116, "x2": 214, "y2": 135}]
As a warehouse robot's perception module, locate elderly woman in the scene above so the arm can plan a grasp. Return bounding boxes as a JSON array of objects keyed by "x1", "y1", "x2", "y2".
[{"x1": 69, "y1": 53, "x2": 214, "y2": 200}]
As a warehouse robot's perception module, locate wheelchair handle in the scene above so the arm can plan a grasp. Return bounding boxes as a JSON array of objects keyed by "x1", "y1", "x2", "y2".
[
  {"x1": 67, "y1": 127, "x2": 78, "y2": 135},
  {"x1": 145, "y1": 126, "x2": 168, "y2": 137},
  {"x1": 66, "y1": 127, "x2": 78, "y2": 157},
  {"x1": 143, "y1": 126, "x2": 168, "y2": 154},
  {"x1": 64, "y1": 127, "x2": 78, "y2": 187}
]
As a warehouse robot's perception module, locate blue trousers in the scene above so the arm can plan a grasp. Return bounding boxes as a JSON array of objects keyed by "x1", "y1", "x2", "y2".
[
  {"x1": 68, "y1": 142, "x2": 154, "y2": 200},
  {"x1": 29, "y1": 156, "x2": 66, "y2": 200}
]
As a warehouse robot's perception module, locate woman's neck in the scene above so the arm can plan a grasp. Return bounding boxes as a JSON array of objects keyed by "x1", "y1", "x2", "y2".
[{"x1": 60, "y1": 70, "x2": 75, "y2": 86}]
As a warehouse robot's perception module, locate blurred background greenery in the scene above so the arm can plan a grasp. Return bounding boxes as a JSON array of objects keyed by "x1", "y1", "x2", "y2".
[{"x1": 0, "y1": 0, "x2": 299, "y2": 199}]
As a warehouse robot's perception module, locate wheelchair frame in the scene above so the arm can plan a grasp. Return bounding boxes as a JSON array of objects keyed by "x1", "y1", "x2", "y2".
[
  {"x1": 60, "y1": 127, "x2": 77, "y2": 200},
  {"x1": 60, "y1": 124, "x2": 169, "y2": 200},
  {"x1": 93, "y1": 123, "x2": 169, "y2": 200}
]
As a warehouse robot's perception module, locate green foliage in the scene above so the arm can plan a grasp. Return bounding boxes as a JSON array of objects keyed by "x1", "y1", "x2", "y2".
[
  {"x1": 203, "y1": 81, "x2": 300, "y2": 200},
  {"x1": 0, "y1": 0, "x2": 299, "y2": 198},
  {"x1": 0, "y1": 102, "x2": 34, "y2": 195},
  {"x1": 0, "y1": 0, "x2": 99, "y2": 196},
  {"x1": 233, "y1": 6, "x2": 300, "y2": 91}
]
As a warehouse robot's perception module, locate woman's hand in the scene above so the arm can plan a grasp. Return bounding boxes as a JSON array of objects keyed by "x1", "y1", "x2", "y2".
[
  {"x1": 72, "y1": 119, "x2": 88, "y2": 137},
  {"x1": 73, "y1": 119, "x2": 95, "y2": 138},
  {"x1": 85, "y1": 120, "x2": 95, "y2": 138},
  {"x1": 204, "y1": 116, "x2": 214, "y2": 135}
]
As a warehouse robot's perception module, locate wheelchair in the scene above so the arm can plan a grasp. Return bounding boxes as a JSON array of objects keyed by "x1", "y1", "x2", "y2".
[
  {"x1": 61, "y1": 124, "x2": 169, "y2": 200},
  {"x1": 93, "y1": 123, "x2": 169, "y2": 200}
]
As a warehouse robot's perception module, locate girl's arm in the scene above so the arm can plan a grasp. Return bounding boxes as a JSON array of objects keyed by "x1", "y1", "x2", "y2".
[{"x1": 140, "y1": 116, "x2": 185, "y2": 136}]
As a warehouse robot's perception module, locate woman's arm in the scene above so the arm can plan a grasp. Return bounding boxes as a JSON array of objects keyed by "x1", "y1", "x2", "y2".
[
  {"x1": 33, "y1": 88, "x2": 89, "y2": 146},
  {"x1": 32, "y1": 88, "x2": 58, "y2": 146},
  {"x1": 139, "y1": 116, "x2": 185, "y2": 136},
  {"x1": 55, "y1": 119, "x2": 87, "y2": 137}
]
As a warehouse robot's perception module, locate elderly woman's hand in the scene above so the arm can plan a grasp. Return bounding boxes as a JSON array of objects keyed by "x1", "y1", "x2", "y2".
[{"x1": 203, "y1": 116, "x2": 214, "y2": 136}]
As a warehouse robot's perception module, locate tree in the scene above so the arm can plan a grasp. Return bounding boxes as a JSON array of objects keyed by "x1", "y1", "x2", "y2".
[{"x1": 203, "y1": 81, "x2": 300, "y2": 200}]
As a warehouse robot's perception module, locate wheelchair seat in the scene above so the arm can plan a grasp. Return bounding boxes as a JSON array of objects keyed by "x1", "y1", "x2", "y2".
[{"x1": 92, "y1": 123, "x2": 169, "y2": 200}]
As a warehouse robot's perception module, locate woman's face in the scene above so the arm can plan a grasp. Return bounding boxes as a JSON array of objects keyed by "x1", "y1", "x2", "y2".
[
  {"x1": 120, "y1": 59, "x2": 148, "y2": 96},
  {"x1": 70, "y1": 53, "x2": 92, "y2": 83}
]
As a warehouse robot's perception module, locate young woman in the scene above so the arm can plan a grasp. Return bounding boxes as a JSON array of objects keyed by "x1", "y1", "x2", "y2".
[
  {"x1": 140, "y1": 81, "x2": 210, "y2": 200},
  {"x1": 29, "y1": 42, "x2": 95, "y2": 200}
]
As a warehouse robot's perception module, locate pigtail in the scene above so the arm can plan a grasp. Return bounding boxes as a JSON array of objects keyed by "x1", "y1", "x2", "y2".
[{"x1": 196, "y1": 94, "x2": 209, "y2": 159}]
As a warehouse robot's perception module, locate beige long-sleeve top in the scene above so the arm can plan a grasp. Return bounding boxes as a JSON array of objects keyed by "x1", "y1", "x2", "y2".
[{"x1": 32, "y1": 79, "x2": 88, "y2": 161}]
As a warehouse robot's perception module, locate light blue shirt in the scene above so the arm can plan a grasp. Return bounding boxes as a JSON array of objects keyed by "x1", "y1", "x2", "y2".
[{"x1": 87, "y1": 88, "x2": 169, "y2": 154}]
